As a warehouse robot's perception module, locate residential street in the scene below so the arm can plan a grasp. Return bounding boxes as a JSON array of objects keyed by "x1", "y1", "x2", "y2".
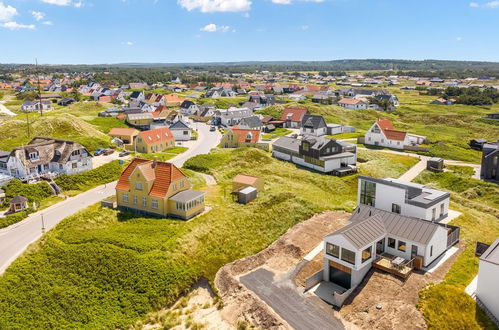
[{"x1": 0, "y1": 123, "x2": 221, "y2": 274}]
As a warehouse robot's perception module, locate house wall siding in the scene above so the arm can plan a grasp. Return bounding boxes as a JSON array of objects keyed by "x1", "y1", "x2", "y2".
[{"x1": 476, "y1": 260, "x2": 499, "y2": 320}]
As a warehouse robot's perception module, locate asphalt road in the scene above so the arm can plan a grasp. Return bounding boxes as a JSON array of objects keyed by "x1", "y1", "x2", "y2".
[
  {"x1": 240, "y1": 268, "x2": 345, "y2": 330},
  {"x1": 0, "y1": 123, "x2": 221, "y2": 274}
]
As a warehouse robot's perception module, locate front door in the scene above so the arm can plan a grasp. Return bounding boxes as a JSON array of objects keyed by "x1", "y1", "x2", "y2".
[
  {"x1": 411, "y1": 245, "x2": 418, "y2": 259},
  {"x1": 376, "y1": 238, "x2": 385, "y2": 254}
]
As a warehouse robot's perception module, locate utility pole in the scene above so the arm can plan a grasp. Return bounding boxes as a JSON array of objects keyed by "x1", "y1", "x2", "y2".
[
  {"x1": 25, "y1": 110, "x2": 30, "y2": 138},
  {"x1": 36, "y1": 58, "x2": 43, "y2": 116},
  {"x1": 41, "y1": 213, "x2": 45, "y2": 233}
]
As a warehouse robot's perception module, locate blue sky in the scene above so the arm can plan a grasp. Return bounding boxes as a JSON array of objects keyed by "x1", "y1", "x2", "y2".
[{"x1": 0, "y1": 0, "x2": 498, "y2": 64}]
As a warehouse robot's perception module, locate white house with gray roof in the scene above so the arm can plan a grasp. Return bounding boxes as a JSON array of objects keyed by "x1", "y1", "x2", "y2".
[
  {"x1": 169, "y1": 120, "x2": 192, "y2": 141},
  {"x1": 300, "y1": 114, "x2": 327, "y2": 137},
  {"x1": 322, "y1": 205, "x2": 458, "y2": 297},
  {"x1": 357, "y1": 176, "x2": 450, "y2": 222},
  {"x1": 476, "y1": 238, "x2": 499, "y2": 324}
]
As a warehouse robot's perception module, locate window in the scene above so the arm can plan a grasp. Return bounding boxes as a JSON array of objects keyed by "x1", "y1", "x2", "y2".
[
  {"x1": 362, "y1": 246, "x2": 372, "y2": 263},
  {"x1": 341, "y1": 248, "x2": 356, "y2": 265},
  {"x1": 360, "y1": 180, "x2": 376, "y2": 206},
  {"x1": 180, "y1": 180, "x2": 184, "y2": 188},
  {"x1": 72, "y1": 163, "x2": 77, "y2": 169},
  {"x1": 71, "y1": 150, "x2": 80, "y2": 156},
  {"x1": 133, "y1": 195, "x2": 138, "y2": 205},
  {"x1": 173, "y1": 184, "x2": 177, "y2": 191},
  {"x1": 398, "y1": 240, "x2": 407, "y2": 252},
  {"x1": 440, "y1": 204, "x2": 445, "y2": 217},
  {"x1": 326, "y1": 243, "x2": 340, "y2": 258},
  {"x1": 392, "y1": 203, "x2": 401, "y2": 214},
  {"x1": 303, "y1": 142, "x2": 309, "y2": 151},
  {"x1": 123, "y1": 193, "x2": 129, "y2": 203},
  {"x1": 432, "y1": 208, "x2": 436, "y2": 221},
  {"x1": 29, "y1": 152, "x2": 39, "y2": 160},
  {"x1": 59, "y1": 164, "x2": 63, "y2": 170},
  {"x1": 142, "y1": 197, "x2": 147, "y2": 207},
  {"x1": 388, "y1": 237, "x2": 396, "y2": 249},
  {"x1": 152, "y1": 200, "x2": 158, "y2": 209},
  {"x1": 135, "y1": 182, "x2": 142, "y2": 190},
  {"x1": 430, "y1": 245, "x2": 433, "y2": 257}
]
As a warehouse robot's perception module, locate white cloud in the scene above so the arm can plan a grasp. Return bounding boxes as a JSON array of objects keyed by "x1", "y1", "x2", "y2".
[
  {"x1": 178, "y1": 0, "x2": 251, "y2": 13},
  {"x1": 200, "y1": 23, "x2": 231, "y2": 32},
  {"x1": 122, "y1": 41, "x2": 133, "y2": 46},
  {"x1": 41, "y1": 0, "x2": 84, "y2": 7},
  {"x1": 469, "y1": 2, "x2": 479, "y2": 7},
  {"x1": 456, "y1": 36, "x2": 463, "y2": 41},
  {"x1": 272, "y1": 0, "x2": 291, "y2": 4},
  {"x1": 42, "y1": 20, "x2": 53, "y2": 25},
  {"x1": 484, "y1": 0, "x2": 499, "y2": 7},
  {"x1": 31, "y1": 11, "x2": 45, "y2": 21},
  {"x1": 2, "y1": 21, "x2": 35, "y2": 30},
  {"x1": 0, "y1": 2, "x2": 18, "y2": 22}
]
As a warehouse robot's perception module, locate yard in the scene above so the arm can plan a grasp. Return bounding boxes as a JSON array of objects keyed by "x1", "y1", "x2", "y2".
[{"x1": 0, "y1": 147, "x2": 418, "y2": 329}]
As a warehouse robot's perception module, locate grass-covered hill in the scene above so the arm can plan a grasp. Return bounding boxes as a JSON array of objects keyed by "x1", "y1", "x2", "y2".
[
  {"x1": 0, "y1": 148, "x2": 417, "y2": 329},
  {"x1": 0, "y1": 113, "x2": 112, "y2": 152},
  {"x1": 258, "y1": 93, "x2": 499, "y2": 163}
]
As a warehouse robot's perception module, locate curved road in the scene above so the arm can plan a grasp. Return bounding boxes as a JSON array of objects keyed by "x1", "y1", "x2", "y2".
[{"x1": 0, "y1": 123, "x2": 221, "y2": 274}]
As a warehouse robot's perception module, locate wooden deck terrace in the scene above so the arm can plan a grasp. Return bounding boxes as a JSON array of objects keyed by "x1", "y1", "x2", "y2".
[{"x1": 373, "y1": 254, "x2": 413, "y2": 279}]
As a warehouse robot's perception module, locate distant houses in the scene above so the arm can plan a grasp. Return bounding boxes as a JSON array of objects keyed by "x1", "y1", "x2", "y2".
[{"x1": 363, "y1": 120, "x2": 427, "y2": 150}]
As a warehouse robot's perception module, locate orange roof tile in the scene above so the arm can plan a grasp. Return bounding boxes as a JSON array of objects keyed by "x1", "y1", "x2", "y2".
[
  {"x1": 138, "y1": 127, "x2": 174, "y2": 145},
  {"x1": 376, "y1": 120, "x2": 406, "y2": 141},
  {"x1": 230, "y1": 127, "x2": 261, "y2": 143},
  {"x1": 280, "y1": 108, "x2": 309, "y2": 122},
  {"x1": 233, "y1": 174, "x2": 259, "y2": 185},
  {"x1": 116, "y1": 158, "x2": 187, "y2": 198},
  {"x1": 108, "y1": 128, "x2": 140, "y2": 136}
]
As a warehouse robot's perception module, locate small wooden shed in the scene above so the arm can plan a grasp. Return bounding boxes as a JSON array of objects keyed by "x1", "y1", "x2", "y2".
[
  {"x1": 9, "y1": 195, "x2": 28, "y2": 213},
  {"x1": 232, "y1": 174, "x2": 264, "y2": 192}
]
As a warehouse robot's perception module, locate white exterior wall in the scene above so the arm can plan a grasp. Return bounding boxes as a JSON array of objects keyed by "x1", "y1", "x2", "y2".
[
  {"x1": 423, "y1": 199, "x2": 449, "y2": 222},
  {"x1": 300, "y1": 126, "x2": 327, "y2": 137},
  {"x1": 5, "y1": 155, "x2": 92, "y2": 179},
  {"x1": 339, "y1": 102, "x2": 368, "y2": 110},
  {"x1": 476, "y1": 260, "x2": 499, "y2": 320},
  {"x1": 272, "y1": 150, "x2": 292, "y2": 162},
  {"x1": 171, "y1": 129, "x2": 192, "y2": 141},
  {"x1": 423, "y1": 227, "x2": 448, "y2": 266}
]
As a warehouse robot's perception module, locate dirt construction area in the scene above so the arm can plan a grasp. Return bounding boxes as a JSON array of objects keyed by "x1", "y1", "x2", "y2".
[{"x1": 143, "y1": 210, "x2": 462, "y2": 329}]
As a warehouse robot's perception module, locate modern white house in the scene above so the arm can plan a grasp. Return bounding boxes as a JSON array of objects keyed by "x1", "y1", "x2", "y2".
[
  {"x1": 300, "y1": 114, "x2": 328, "y2": 137},
  {"x1": 214, "y1": 108, "x2": 253, "y2": 127},
  {"x1": 357, "y1": 176, "x2": 450, "y2": 222},
  {"x1": 364, "y1": 120, "x2": 427, "y2": 150},
  {"x1": 476, "y1": 238, "x2": 499, "y2": 324},
  {"x1": 180, "y1": 100, "x2": 199, "y2": 116},
  {"x1": 0, "y1": 137, "x2": 93, "y2": 180},
  {"x1": 322, "y1": 205, "x2": 458, "y2": 295},
  {"x1": 21, "y1": 100, "x2": 51, "y2": 112},
  {"x1": 272, "y1": 136, "x2": 357, "y2": 175},
  {"x1": 169, "y1": 120, "x2": 192, "y2": 141}
]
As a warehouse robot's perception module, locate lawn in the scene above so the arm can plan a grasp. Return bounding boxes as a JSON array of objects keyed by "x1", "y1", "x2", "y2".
[
  {"x1": 0, "y1": 147, "x2": 417, "y2": 329},
  {"x1": 261, "y1": 128, "x2": 292, "y2": 140},
  {"x1": 134, "y1": 147, "x2": 189, "y2": 162},
  {"x1": 414, "y1": 170, "x2": 499, "y2": 329}
]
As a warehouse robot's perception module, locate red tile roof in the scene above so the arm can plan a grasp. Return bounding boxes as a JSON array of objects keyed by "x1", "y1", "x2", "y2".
[
  {"x1": 339, "y1": 98, "x2": 367, "y2": 105},
  {"x1": 231, "y1": 127, "x2": 261, "y2": 143},
  {"x1": 280, "y1": 108, "x2": 309, "y2": 122},
  {"x1": 138, "y1": 127, "x2": 174, "y2": 145},
  {"x1": 108, "y1": 128, "x2": 140, "y2": 136},
  {"x1": 116, "y1": 158, "x2": 186, "y2": 198},
  {"x1": 376, "y1": 120, "x2": 406, "y2": 141}
]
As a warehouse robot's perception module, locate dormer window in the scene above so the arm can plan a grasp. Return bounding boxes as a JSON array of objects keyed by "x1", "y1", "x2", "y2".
[
  {"x1": 71, "y1": 150, "x2": 80, "y2": 156},
  {"x1": 29, "y1": 152, "x2": 39, "y2": 160},
  {"x1": 372, "y1": 125, "x2": 381, "y2": 134}
]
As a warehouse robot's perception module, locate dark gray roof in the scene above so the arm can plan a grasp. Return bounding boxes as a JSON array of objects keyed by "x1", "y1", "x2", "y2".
[
  {"x1": 0, "y1": 150, "x2": 9, "y2": 162},
  {"x1": 169, "y1": 120, "x2": 190, "y2": 130},
  {"x1": 480, "y1": 238, "x2": 499, "y2": 266},
  {"x1": 169, "y1": 190, "x2": 205, "y2": 203},
  {"x1": 328, "y1": 205, "x2": 443, "y2": 249},
  {"x1": 301, "y1": 115, "x2": 327, "y2": 130},
  {"x1": 10, "y1": 195, "x2": 28, "y2": 203}
]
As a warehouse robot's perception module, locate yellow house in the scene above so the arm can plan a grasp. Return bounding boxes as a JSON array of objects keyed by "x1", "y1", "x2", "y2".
[
  {"x1": 116, "y1": 158, "x2": 205, "y2": 220},
  {"x1": 134, "y1": 127, "x2": 176, "y2": 154},
  {"x1": 126, "y1": 113, "x2": 154, "y2": 129}
]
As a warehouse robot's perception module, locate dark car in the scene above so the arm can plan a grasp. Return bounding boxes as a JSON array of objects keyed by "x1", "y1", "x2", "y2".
[
  {"x1": 94, "y1": 148, "x2": 106, "y2": 156},
  {"x1": 210, "y1": 126, "x2": 216, "y2": 132},
  {"x1": 119, "y1": 150, "x2": 130, "y2": 157},
  {"x1": 103, "y1": 149, "x2": 115, "y2": 156}
]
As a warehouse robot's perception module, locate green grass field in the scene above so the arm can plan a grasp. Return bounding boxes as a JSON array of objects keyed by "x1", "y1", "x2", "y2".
[
  {"x1": 414, "y1": 169, "x2": 499, "y2": 329},
  {"x1": 0, "y1": 148, "x2": 417, "y2": 329}
]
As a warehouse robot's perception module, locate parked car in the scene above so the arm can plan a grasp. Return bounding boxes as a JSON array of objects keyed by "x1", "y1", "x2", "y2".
[
  {"x1": 94, "y1": 148, "x2": 106, "y2": 156},
  {"x1": 210, "y1": 126, "x2": 216, "y2": 132},
  {"x1": 119, "y1": 150, "x2": 130, "y2": 157},
  {"x1": 103, "y1": 149, "x2": 115, "y2": 156}
]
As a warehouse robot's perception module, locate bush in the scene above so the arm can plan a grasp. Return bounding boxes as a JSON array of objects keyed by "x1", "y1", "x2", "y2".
[
  {"x1": 54, "y1": 161, "x2": 125, "y2": 193},
  {"x1": 2, "y1": 179, "x2": 53, "y2": 202},
  {"x1": 0, "y1": 210, "x2": 31, "y2": 229}
]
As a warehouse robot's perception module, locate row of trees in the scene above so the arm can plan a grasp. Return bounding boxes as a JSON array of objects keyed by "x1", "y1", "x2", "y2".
[{"x1": 443, "y1": 86, "x2": 499, "y2": 105}]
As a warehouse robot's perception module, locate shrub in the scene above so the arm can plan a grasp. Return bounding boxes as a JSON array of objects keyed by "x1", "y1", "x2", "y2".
[
  {"x1": 54, "y1": 161, "x2": 125, "y2": 193},
  {"x1": 2, "y1": 179, "x2": 53, "y2": 202}
]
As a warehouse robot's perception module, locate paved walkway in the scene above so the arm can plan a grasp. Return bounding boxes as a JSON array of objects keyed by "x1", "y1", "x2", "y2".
[
  {"x1": 240, "y1": 268, "x2": 344, "y2": 330},
  {"x1": 398, "y1": 156, "x2": 429, "y2": 182},
  {"x1": 0, "y1": 101, "x2": 16, "y2": 117},
  {"x1": 0, "y1": 123, "x2": 221, "y2": 274}
]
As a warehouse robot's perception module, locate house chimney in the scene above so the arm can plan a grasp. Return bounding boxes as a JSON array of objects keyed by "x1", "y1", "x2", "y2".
[{"x1": 152, "y1": 156, "x2": 158, "y2": 168}]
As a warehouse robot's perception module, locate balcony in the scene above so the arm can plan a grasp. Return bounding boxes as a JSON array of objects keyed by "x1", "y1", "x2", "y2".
[{"x1": 373, "y1": 253, "x2": 414, "y2": 279}]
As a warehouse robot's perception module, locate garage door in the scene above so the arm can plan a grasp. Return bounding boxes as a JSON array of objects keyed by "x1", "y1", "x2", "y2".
[{"x1": 329, "y1": 266, "x2": 351, "y2": 289}]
